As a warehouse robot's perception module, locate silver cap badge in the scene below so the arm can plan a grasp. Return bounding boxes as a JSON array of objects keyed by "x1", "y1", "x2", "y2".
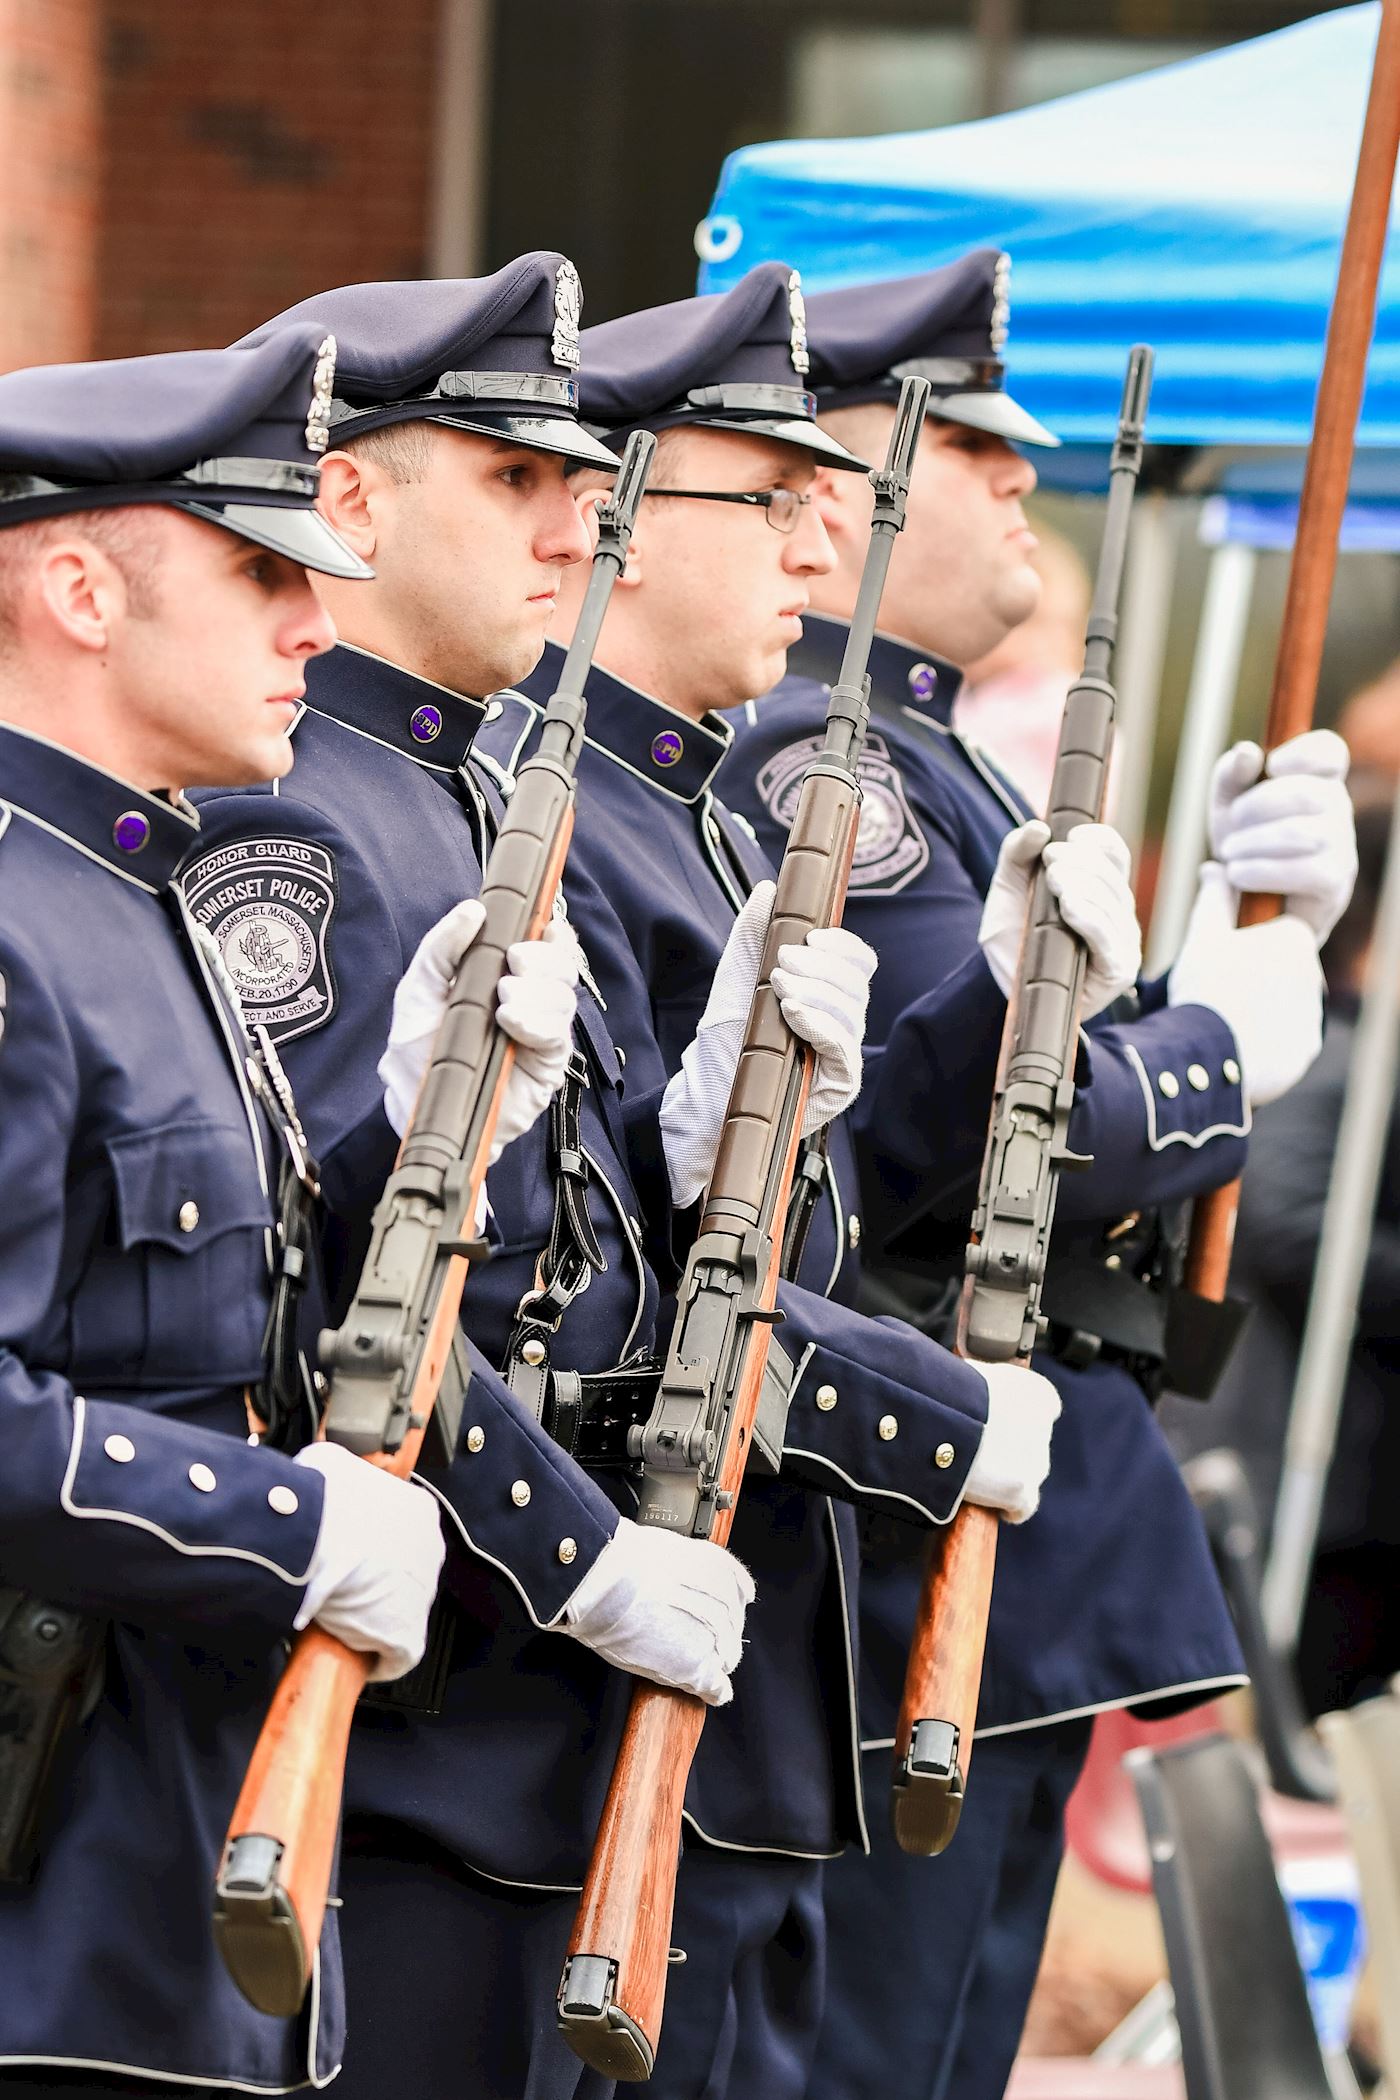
[
  {"x1": 788, "y1": 270, "x2": 810, "y2": 376},
  {"x1": 305, "y1": 335, "x2": 337, "y2": 453},
  {"x1": 553, "y1": 260, "x2": 583, "y2": 370},
  {"x1": 991, "y1": 254, "x2": 1011, "y2": 356}
]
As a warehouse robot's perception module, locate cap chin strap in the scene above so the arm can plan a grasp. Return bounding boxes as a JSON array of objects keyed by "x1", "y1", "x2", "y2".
[
  {"x1": 330, "y1": 367, "x2": 579, "y2": 426},
  {"x1": 889, "y1": 355, "x2": 1007, "y2": 394},
  {"x1": 683, "y1": 380, "x2": 817, "y2": 419},
  {"x1": 0, "y1": 455, "x2": 320, "y2": 511}
]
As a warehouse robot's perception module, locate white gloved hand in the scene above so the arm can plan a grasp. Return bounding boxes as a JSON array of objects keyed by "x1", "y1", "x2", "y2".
[
  {"x1": 561, "y1": 1516, "x2": 756, "y2": 1706},
  {"x1": 659, "y1": 880, "x2": 878, "y2": 1208},
  {"x1": 1208, "y1": 730, "x2": 1357, "y2": 944},
  {"x1": 963, "y1": 1362, "x2": 1062, "y2": 1524},
  {"x1": 379, "y1": 898, "x2": 581, "y2": 1151},
  {"x1": 978, "y1": 821, "x2": 1141, "y2": 1020},
  {"x1": 1168, "y1": 863, "x2": 1324, "y2": 1106},
  {"x1": 292, "y1": 1442, "x2": 446, "y2": 1682}
]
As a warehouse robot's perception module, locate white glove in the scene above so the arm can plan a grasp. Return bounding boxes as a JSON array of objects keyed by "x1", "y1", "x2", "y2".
[
  {"x1": 963, "y1": 1362, "x2": 1062, "y2": 1524},
  {"x1": 1168, "y1": 863, "x2": 1324, "y2": 1106},
  {"x1": 659, "y1": 880, "x2": 878, "y2": 1208},
  {"x1": 292, "y1": 1442, "x2": 446, "y2": 1682},
  {"x1": 379, "y1": 899, "x2": 581, "y2": 1153},
  {"x1": 1208, "y1": 731, "x2": 1357, "y2": 946},
  {"x1": 561, "y1": 1516, "x2": 756, "y2": 1706},
  {"x1": 979, "y1": 821, "x2": 1141, "y2": 1020}
]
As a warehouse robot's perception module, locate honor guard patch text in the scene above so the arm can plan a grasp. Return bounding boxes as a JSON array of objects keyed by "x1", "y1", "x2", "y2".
[
  {"x1": 182, "y1": 836, "x2": 339, "y2": 1042},
  {"x1": 754, "y1": 730, "x2": 930, "y2": 896}
]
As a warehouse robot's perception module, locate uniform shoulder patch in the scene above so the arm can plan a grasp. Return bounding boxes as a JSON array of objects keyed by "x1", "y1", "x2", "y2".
[
  {"x1": 754, "y1": 730, "x2": 929, "y2": 896},
  {"x1": 182, "y1": 836, "x2": 339, "y2": 1044}
]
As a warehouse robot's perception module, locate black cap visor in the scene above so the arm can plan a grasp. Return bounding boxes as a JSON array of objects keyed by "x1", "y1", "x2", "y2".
[
  {"x1": 927, "y1": 389, "x2": 1060, "y2": 450},
  {"x1": 425, "y1": 409, "x2": 622, "y2": 471},
  {"x1": 700, "y1": 414, "x2": 870, "y2": 472},
  {"x1": 183, "y1": 499, "x2": 374, "y2": 579},
  {"x1": 599, "y1": 410, "x2": 869, "y2": 473},
  {"x1": 327, "y1": 396, "x2": 621, "y2": 473}
]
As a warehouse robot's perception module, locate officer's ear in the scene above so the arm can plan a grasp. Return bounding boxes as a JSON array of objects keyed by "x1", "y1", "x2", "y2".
[
  {"x1": 315, "y1": 449, "x2": 381, "y2": 560},
  {"x1": 573, "y1": 481, "x2": 644, "y2": 589},
  {"x1": 32, "y1": 537, "x2": 126, "y2": 656}
]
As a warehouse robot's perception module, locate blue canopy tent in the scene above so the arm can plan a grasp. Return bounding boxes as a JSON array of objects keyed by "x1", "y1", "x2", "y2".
[
  {"x1": 697, "y1": 6, "x2": 1400, "y2": 868},
  {"x1": 696, "y1": 3, "x2": 1400, "y2": 456}
]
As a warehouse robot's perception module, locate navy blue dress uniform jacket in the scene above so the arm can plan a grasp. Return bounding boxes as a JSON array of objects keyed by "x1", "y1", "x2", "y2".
[
  {"x1": 190, "y1": 644, "x2": 987, "y2": 1878},
  {"x1": 484, "y1": 645, "x2": 994, "y2": 1859},
  {"x1": 0, "y1": 726, "x2": 341, "y2": 2092},
  {"x1": 717, "y1": 613, "x2": 1247, "y2": 1747}
]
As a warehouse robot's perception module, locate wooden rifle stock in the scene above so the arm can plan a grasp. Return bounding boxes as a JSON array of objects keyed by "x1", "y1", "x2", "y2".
[
  {"x1": 558, "y1": 379, "x2": 931, "y2": 2082},
  {"x1": 1185, "y1": 0, "x2": 1400, "y2": 1305},
  {"x1": 211, "y1": 432, "x2": 656, "y2": 2019},
  {"x1": 892, "y1": 349, "x2": 1154, "y2": 1858}
]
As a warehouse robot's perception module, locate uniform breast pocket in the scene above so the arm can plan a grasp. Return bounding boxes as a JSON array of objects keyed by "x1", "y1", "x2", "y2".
[{"x1": 69, "y1": 1121, "x2": 272, "y2": 1389}]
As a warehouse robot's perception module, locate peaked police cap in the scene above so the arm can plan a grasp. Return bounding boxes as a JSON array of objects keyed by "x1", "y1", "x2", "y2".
[
  {"x1": 236, "y1": 253, "x2": 621, "y2": 471},
  {"x1": 807, "y1": 250, "x2": 1060, "y2": 449},
  {"x1": 0, "y1": 328, "x2": 370, "y2": 576},
  {"x1": 579, "y1": 264, "x2": 869, "y2": 471}
]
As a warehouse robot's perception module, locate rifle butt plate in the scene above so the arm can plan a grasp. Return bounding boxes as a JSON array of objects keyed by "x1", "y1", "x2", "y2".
[
  {"x1": 213, "y1": 1832, "x2": 310, "y2": 2017},
  {"x1": 558, "y1": 1953, "x2": 656, "y2": 2081},
  {"x1": 891, "y1": 1719, "x2": 965, "y2": 1857}
]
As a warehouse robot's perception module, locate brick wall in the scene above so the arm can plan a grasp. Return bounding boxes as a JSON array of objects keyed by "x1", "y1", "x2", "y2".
[
  {"x1": 96, "y1": 0, "x2": 441, "y2": 354},
  {"x1": 0, "y1": 0, "x2": 99, "y2": 371}
]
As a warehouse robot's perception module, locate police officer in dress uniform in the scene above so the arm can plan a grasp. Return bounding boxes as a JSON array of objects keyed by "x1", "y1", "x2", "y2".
[
  {"x1": 477, "y1": 265, "x2": 1080, "y2": 2100},
  {"x1": 0, "y1": 334, "x2": 448, "y2": 2097},
  {"x1": 716, "y1": 252, "x2": 1357, "y2": 2100},
  {"x1": 184, "y1": 257, "x2": 942, "y2": 2100}
]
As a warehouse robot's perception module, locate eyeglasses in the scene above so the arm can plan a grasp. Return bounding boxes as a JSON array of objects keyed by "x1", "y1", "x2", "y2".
[{"x1": 641, "y1": 487, "x2": 813, "y2": 535}]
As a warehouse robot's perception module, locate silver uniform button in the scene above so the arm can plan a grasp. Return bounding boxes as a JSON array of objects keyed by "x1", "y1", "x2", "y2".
[
  {"x1": 268, "y1": 1485, "x2": 300, "y2": 1516},
  {"x1": 178, "y1": 1200, "x2": 200, "y2": 1234},
  {"x1": 520, "y1": 1338, "x2": 547, "y2": 1368},
  {"x1": 511, "y1": 1480, "x2": 532, "y2": 1508},
  {"x1": 616, "y1": 1047, "x2": 627, "y2": 1069},
  {"x1": 104, "y1": 1433, "x2": 136, "y2": 1464},
  {"x1": 1157, "y1": 1071, "x2": 1180, "y2": 1100},
  {"x1": 1186, "y1": 1063, "x2": 1210, "y2": 1092},
  {"x1": 188, "y1": 1463, "x2": 217, "y2": 1493},
  {"x1": 466, "y1": 1426, "x2": 485, "y2": 1453},
  {"x1": 848, "y1": 1214, "x2": 861, "y2": 1250},
  {"x1": 878, "y1": 1414, "x2": 898, "y2": 1441},
  {"x1": 558, "y1": 1537, "x2": 578, "y2": 1565},
  {"x1": 1223, "y1": 1057, "x2": 1241, "y2": 1085},
  {"x1": 815, "y1": 1384, "x2": 838, "y2": 1412},
  {"x1": 934, "y1": 1443, "x2": 955, "y2": 1470}
]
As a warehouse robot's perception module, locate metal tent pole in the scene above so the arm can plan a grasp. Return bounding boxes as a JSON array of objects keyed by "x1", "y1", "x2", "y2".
[
  {"x1": 1145, "y1": 528, "x2": 1258, "y2": 974},
  {"x1": 1261, "y1": 771, "x2": 1400, "y2": 1650},
  {"x1": 1111, "y1": 490, "x2": 1177, "y2": 865}
]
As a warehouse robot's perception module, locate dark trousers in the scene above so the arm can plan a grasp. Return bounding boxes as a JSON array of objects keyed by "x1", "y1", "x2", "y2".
[
  {"x1": 329, "y1": 1819, "x2": 616, "y2": 2100},
  {"x1": 808, "y1": 1722, "x2": 1093, "y2": 2100},
  {"x1": 1298, "y1": 1543, "x2": 1400, "y2": 1717},
  {"x1": 648, "y1": 1839, "x2": 826, "y2": 2100}
]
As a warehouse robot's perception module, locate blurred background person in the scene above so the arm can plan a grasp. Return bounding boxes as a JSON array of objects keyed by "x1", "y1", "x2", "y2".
[
  {"x1": 957, "y1": 524, "x2": 1096, "y2": 815},
  {"x1": 1164, "y1": 789, "x2": 1400, "y2": 1716}
]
